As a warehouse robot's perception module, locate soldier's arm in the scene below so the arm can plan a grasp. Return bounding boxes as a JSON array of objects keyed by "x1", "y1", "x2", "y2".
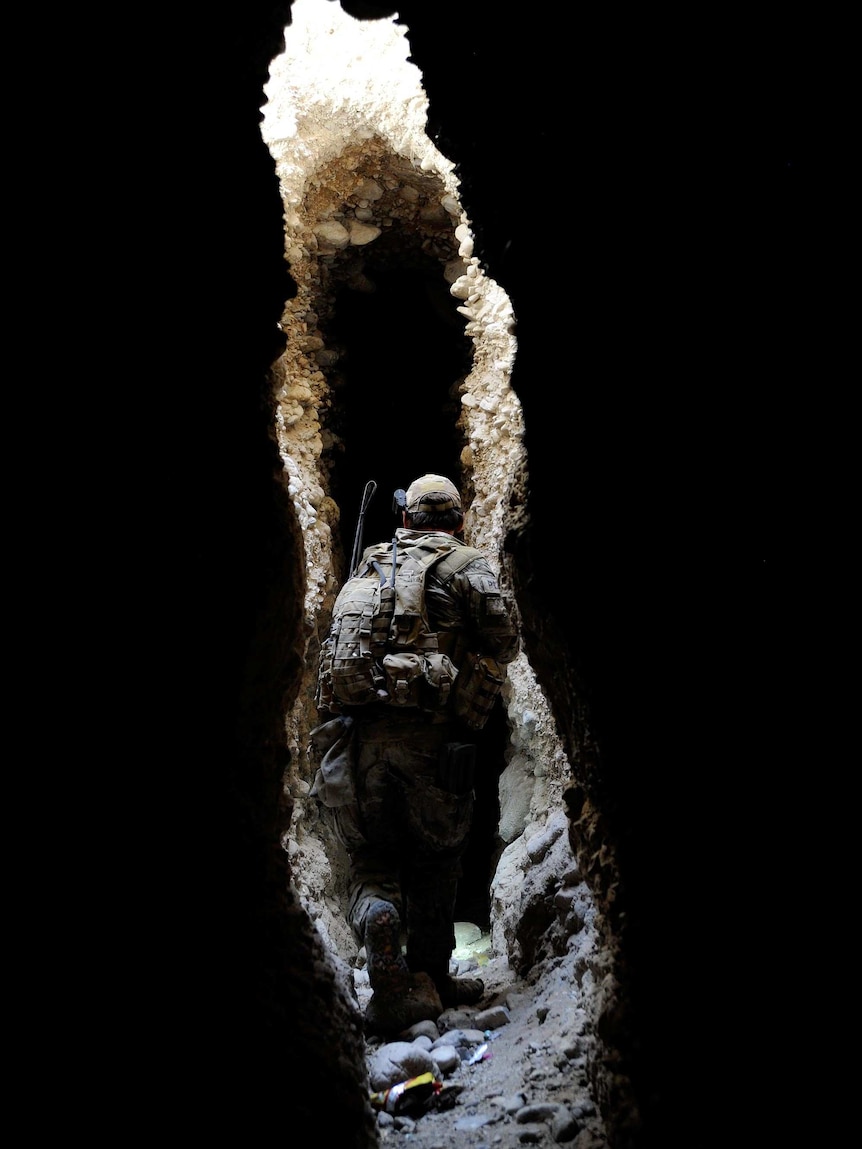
[{"x1": 453, "y1": 560, "x2": 519, "y2": 665}]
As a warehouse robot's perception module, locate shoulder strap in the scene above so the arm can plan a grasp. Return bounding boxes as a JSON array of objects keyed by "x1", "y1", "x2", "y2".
[
  {"x1": 355, "y1": 541, "x2": 398, "y2": 582},
  {"x1": 411, "y1": 541, "x2": 484, "y2": 584},
  {"x1": 355, "y1": 539, "x2": 482, "y2": 592}
]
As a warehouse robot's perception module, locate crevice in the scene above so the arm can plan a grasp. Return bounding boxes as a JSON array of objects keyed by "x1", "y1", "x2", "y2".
[{"x1": 261, "y1": 4, "x2": 628, "y2": 1143}]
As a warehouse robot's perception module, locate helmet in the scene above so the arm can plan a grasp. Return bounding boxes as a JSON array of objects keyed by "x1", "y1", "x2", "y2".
[{"x1": 405, "y1": 473, "x2": 462, "y2": 513}]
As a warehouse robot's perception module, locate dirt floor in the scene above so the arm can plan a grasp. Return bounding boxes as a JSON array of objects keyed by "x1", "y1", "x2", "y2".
[{"x1": 358, "y1": 928, "x2": 611, "y2": 1148}]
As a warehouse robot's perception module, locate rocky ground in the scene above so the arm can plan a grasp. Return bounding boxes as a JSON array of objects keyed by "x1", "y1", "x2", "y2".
[{"x1": 356, "y1": 926, "x2": 612, "y2": 1148}]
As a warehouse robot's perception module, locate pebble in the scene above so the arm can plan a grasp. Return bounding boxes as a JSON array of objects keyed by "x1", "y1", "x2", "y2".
[
  {"x1": 361, "y1": 955, "x2": 599, "y2": 1145},
  {"x1": 365, "y1": 1014, "x2": 583, "y2": 1145}
]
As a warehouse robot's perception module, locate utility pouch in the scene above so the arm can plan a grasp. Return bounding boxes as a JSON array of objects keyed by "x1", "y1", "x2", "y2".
[
  {"x1": 381, "y1": 651, "x2": 425, "y2": 705},
  {"x1": 452, "y1": 651, "x2": 506, "y2": 730},
  {"x1": 308, "y1": 715, "x2": 357, "y2": 807},
  {"x1": 437, "y1": 740, "x2": 477, "y2": 795}
]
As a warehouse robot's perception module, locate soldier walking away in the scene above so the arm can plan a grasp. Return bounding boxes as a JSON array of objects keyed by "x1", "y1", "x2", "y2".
[{"x1": 310, "y1": 474, "x2": 519, "y2": 1036}]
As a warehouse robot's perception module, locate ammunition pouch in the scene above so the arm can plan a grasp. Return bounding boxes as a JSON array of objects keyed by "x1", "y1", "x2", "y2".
[{"x1": 380, "y1": 650, "x2": 456, "y2": 710}]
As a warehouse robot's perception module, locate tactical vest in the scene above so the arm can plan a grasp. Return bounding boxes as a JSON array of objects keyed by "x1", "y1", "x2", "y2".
[{"x1": 316, "y1": 536, "x2": 484, "y2": 716}]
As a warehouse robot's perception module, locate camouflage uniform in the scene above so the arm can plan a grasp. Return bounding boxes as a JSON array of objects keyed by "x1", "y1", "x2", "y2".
[{"x1": 329, "y1": 526, "x2": 518, "y2": 1028}]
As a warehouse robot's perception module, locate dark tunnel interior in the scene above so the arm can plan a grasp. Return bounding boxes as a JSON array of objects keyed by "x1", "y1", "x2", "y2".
[
  {"x1": 326, "y1": 260, "x2": 472, "y2": 550},
  {"x1": 322, "y1": 254, "x2": 511, "y2": 931}
]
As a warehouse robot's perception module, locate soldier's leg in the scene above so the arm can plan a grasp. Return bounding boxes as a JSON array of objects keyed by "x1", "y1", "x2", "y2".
[
  {"x1": 334, "y1": 744, "x2": 443, "y2": 1035},
  {"x1": 398, "y1": 754, "x2": 485, "y2": 1008},
  {"x1": 405, "y1": 859, "x2": 485, "y2": 1007},
  {"x1": 332, "y1": 744, "x2": 404, "y2": 945},
  {"x1": 388, "y1": 733, "x2": 486, "y2": 1007},
  {"x1": 338, "y1": 835, "x2": 404, "y2": 949}
]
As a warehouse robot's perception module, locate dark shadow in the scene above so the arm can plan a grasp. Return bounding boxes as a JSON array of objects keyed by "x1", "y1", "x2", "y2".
[{"x1": 326, "y1": 260, "x2": 471, "y2": 554}]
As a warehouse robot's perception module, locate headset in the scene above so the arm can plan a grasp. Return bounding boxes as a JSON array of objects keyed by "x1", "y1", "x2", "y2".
[{"x1": 392, "y1": 488, "x2": 407, "y2": 514}]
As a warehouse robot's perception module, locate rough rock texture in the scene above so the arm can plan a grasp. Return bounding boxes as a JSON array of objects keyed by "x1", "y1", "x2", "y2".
[
  {"x1": 91, "y1": 3, "x2": 837, "y2": 1149},
  {"x1": 261, "y1": 9, "x2": 626, "y2": 1142}
]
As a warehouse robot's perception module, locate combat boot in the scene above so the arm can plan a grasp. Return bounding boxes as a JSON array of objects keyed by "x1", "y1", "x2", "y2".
[
  {"x1": 426, "y1": 969, "x2": 485, "y2": 1008},
  {"x1": 364, "y1": 899, "x2": 410, "y2": 987},
  {"x1": 407, "y1": 951, "x2": 485, "y2": 1008},
  {"x1": 363, "y1": 901, "x2": 444, "y2": 1037}
]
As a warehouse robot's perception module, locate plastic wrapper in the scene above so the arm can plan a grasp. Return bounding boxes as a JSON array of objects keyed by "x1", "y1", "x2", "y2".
[{"x1": 369, "y1": 1072, "x2": 441, "y2": 1115}]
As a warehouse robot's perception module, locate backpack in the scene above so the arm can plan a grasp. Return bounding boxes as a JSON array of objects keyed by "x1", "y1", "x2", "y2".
[{"x1": 316, "y1": 535, "x2": 484, "y2": 715}]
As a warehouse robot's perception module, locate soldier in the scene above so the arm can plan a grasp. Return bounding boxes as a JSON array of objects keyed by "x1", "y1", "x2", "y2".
[{"x1": 311, "y1": 474, "x2": 519, "y2": 1036}]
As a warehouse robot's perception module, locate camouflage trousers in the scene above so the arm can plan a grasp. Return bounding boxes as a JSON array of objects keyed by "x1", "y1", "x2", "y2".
[{"x1": 333, "y1": 708, "x2": 475, "y2": 977}]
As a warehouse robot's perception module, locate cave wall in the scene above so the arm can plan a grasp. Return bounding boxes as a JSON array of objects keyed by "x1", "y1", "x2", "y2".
[{"x1": 86, "y1": 2, "x2": 838, "y2": 1147}]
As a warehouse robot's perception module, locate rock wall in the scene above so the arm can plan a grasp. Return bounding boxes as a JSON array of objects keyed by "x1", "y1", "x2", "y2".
[{"x1": 90, "y1": 2, "x2": 833, "y2": 1147}]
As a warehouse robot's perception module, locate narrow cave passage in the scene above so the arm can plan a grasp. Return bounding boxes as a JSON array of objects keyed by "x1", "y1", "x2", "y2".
[
  {"x1": 264, "y1": 0, "x2": 531, "y2": 939},
  {"x1": 322, "y1": 257, "x2": 510, "y2": 930}
]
